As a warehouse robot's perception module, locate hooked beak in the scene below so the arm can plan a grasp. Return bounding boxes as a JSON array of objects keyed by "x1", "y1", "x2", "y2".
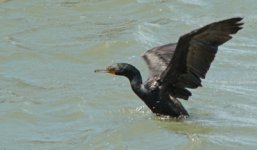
[
  {"x1": 94, "y1": 69, "x2": 108, "y2": 73},
  {"x1": 94, "y1": 67, "x2": 116, "y2": 74}
]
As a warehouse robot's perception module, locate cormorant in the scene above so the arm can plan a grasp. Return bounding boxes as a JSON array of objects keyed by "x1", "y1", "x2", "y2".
[{"x1": 95, "y1": 17, "x2": 243, "y2": 117}]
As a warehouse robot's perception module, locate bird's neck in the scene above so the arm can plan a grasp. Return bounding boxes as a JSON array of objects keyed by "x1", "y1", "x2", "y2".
[{"x1": 125, "y1": 67, "x2": 145, "y2": 97}]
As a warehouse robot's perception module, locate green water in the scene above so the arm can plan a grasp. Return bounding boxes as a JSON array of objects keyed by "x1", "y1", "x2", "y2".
[{"x1": 0, "y1": 0, "x2": 257, "y2": 149}]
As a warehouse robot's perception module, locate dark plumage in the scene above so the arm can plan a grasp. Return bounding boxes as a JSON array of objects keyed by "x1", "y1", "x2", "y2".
[{"x1": 95, "y1": 17, "x2": 243, "y2": 117}]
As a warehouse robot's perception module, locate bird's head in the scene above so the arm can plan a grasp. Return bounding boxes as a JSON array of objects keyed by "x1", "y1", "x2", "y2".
[{"x1": 94, "y1": 63, "x2": 131, "y2": 76}]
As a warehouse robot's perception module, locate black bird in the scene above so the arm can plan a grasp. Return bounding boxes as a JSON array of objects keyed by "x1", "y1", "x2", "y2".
[{"x1": 95, "y1": 17, "x2": 243, "y2": 117}]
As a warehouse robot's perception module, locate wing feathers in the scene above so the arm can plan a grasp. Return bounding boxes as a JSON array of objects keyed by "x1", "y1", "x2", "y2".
[
  {"x1": 142, "y1": 43, "x2": 177, "y2": 79},
  {"x1": 159, "y1": 17, "x2": 243, "y2": 100},
  {"x1": 187, "y1": 40, "x2": 218, "y2": 78}
]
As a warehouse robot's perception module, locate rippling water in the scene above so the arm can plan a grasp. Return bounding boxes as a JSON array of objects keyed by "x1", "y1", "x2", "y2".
[{"x1": 0, "y1": 0, "x2": 257, "y2": 149}]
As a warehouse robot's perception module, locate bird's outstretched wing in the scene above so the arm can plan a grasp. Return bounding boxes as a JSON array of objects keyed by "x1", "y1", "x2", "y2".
[
  {"x1": 142, "y1": 43, "x2": 177, "y2": 80},
  {"x1": 158, "y1": 17, "x2": 243, "y2": 100}
]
